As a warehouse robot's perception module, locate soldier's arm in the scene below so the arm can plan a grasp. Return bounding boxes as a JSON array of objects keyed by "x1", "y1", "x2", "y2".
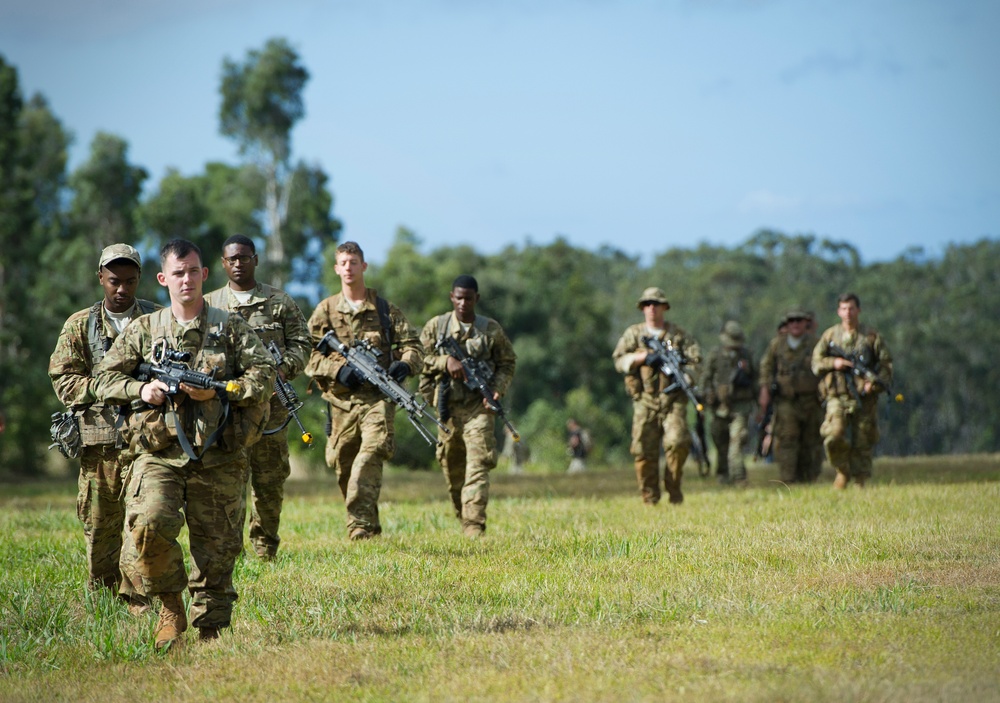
[
  {"x1": 488, "y1": 322, "x2": 517, "y2": 397},
  {"x1": 48, "y1": 313, "x2": 95, "y2": 407},
  {"x1": 612, "y1": 328, "x2": 641, "y2": 373},
  {"x1": 811, "y1": 332, "x2": 836, "y2": 376},
  {"x1": 229, "y1": 316, "x2": 277, "y2": 407},
  {"x1": 873, "y1": 333, "x2": 893, "y2": 387},
  {"x1": 304, "y1": 300, "x2": 346, "y2": 381},
  {"x1": 419, "y1": 317, "x2": 450, "y2": 377},
  {"x1": 681, "y1": 333, "x2": 702, "y2": 370},
  {"x1": 277, "y1": 291, "x2": 312, "y2": 381},
  {"x1": 92, "y1": 323, "x2": 149, "y2": 405}
]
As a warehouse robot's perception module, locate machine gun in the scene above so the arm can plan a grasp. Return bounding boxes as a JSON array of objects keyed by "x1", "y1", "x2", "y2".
[
  {"x1": 136, "y1": 345, "x2": 240, "y2": 397},
  {"x1": 641, "y1": 335, "x2": 711, "y2": 473},
  {"x1": 435, "y1": 334, "x2": 520, "y2": 442},
  {"x1": 316, "y1": 330, "x2": 450, "y2": 446},
  {"x1": 263, "y1": 341, "x2": 313, "y2": 447},
  {"x1": 827, "y1": 343, "x2": 903, "y2": 404}
]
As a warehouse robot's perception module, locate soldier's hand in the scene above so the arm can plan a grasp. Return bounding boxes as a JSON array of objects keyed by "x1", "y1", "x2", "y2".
[
  {"x1": 833, "y1": 357, "x2": 853, "y2": 371},
  {"x1": 446, "y1": 356, "x2": 466, "y2": 381},
  {"x1": 179, "y1": 384, "x2": 216, "y2": 401},
  {"x1": 140, "y1": 380, "x2": 171, "y2": 406}
]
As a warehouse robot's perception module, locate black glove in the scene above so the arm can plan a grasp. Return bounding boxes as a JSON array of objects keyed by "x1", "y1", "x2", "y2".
[
  {"x1": 388, "y1": 361, "x2": 411, "y2": 382},
  {"x1": 336, "y1": 365, "x2": 362, "y2": 390},
  {"x1": 644, "y1": 352, "x2": 665, "y2": 367}
]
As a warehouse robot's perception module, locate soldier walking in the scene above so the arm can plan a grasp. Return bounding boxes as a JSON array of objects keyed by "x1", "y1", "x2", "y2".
[
  {"x1": 93, "y1": 239, "x2": 275, "y2": 649},
  {"x1": 701, "y1": 321, "x2": 757, "y2": 485},
  {"x1": 419, "y1": 275, "x2": 517, "y2": 538},
  {"x1": 205, "y1": 234, "x2": 312, "y2": 560}
]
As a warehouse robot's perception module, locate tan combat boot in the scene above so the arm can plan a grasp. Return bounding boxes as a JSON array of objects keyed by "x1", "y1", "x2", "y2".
[
  {"x1": 833, "y1": 472, "x2": 849, "y2": 490},
  {"x1": 154, "y1": 593, "x2": 188, "y2": 651}
]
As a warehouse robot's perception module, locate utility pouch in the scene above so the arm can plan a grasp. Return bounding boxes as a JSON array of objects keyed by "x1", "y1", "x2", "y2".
[{"x1": 48, "y1": 411, "x2": 82, "y2": 459}]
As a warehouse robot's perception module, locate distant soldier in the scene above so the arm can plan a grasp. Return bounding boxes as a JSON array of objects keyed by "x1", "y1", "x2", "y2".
[
  {"x1": 566, "y1": 418, "x2": 592, "y2": 474},
  {"x1": 701, "y1": 321, "x2": 757, "y2": 485},
  {"x1": 305, "y1": 241, "x2": 423, "y2": 541},
  {"x1": 758, "y1": 309, "x2": 822, "y2": 483},
  {"x1": 93, "y1": 239, "x2": 275, "y2": 649},
  {"x1": 812, "y1": 293, "x2": 893, "y2": 489},
  {"x1": 48, "y1": 243, "x2": 157, "y2": 613},
  {"x1": 205, "y1": 234, "x2": 312, "y2": 560},
  {"x1": 613, "y1": 287, "x2": 701, "y2": 505},
  {"x1": 419, "y1": 275, "x2": 517, "y2": 537}
]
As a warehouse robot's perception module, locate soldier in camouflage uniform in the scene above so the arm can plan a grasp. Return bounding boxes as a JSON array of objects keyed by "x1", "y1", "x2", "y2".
[
  {"x1": 419, "y1": 275, "x2": 517, "y2": 538},
  {"x1": 701, "y1": 321, "x2": 757, "y2": 485},
  {"x1": 613, "y1": 287, "x2": 701, "y2": 505},
  {"x1": 48, "y1": 244, "x2": 157, "y2": 612},
  {"x1": 811, "y1": 293, "x2": 893, "y2": 489},
  {"x1": 93, "y1": 239, "x2": 275, "y2": 650},
  {"x1": 205, "y1": 234, "x2": 312, "y2": 559},
  {"x1": 305, "y1": 241, "x2": 423, "y2": 541},
  {"x1": 758, "y1": 308, "x2": 823, "y2": 483}
]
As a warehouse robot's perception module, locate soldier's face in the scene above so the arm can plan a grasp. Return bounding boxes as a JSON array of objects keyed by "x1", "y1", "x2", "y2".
[
  {"x1": 642, "y1": 301, "x2": 667, "y2": 326},
  {"x1": 221, "y1": 243, "x2": 257, "y2": 287},
  {"x1": 98, "y1": 261, "x2": 140, "y2": 314},
  {"x1": 786, "y1": 318, "x2": 807, "y2": 337},
  {"x1": 837, "y1": 300, "x2": 860, "y2": 327},
  {"x1": 449, "y1": 286, "x2": 479, "y2": 322},
  {"x1": 157, "y1": 252, "x2": 208, "y2": 306},
  {"x1": 335, "y1": 252, "x2": 367, "y2": 287}
]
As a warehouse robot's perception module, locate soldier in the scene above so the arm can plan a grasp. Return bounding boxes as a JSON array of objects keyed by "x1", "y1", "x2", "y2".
[
  {"x1": 93, "y1": 238, "x2": 275, "y2": 650},
  {"x1": 419, "y1": 275, "x2": 517, "y2": 538},
  {"x1": 701, "y1": 321, "x2": 757, "y2": 486},
  {"x1": 205, "y1": 234, "x2": 311, "y2": 560},
  {"x1": 305, "y1": 241, "x2": 423, "y2": 541},
  {"x1": 612, "y1": 287, "x2": 701, "y2": 505},
  {"x1": 811, "y1": 293, "x2": 893, "y2": 489},
  {"x1": 758, "y1": 309, "x2": 823, "y2": 483},
  {"x1": 48, "y1": 243, "x2": 158, "y2": 613}
]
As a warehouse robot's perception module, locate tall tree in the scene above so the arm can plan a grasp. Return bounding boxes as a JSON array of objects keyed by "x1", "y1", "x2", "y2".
[{"x1": 220, "y1": 37, "x2": 333, "y2": 288}]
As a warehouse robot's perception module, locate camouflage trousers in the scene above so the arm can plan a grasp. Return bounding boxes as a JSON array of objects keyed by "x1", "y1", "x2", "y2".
[
  {"x1": 123, "y1": 451, "x2": 247, "y2": 629},
  {"x1": 437, "y1": 402, "x2": 498, "y2": 531},
  {"x1": 324, "y1": 399, "x2": 395, "y2": 535},
  {"x1": 630, "y1": 395, "x2": 691, "y2": 504},
  {"x1": 820, "y1": 395, "x2": 880, "y2": 480},
  {"x1": 709, "y1": 401, "x2": 753, "y2": 482},
  {"x1": 243, "y1": 402, "x2": 292, "y2": 558},
  {"x1": 76, "y1": 444, "x2": 146, "y2": 604},
  {"x1": 773, "y1": 395, "x2": 823, "y2": 483}
]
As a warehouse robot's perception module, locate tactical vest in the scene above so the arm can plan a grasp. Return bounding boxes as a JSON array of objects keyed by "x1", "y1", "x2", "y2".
[
  {"x1": 771, "y1": 337, "x2": 819, "y2": 397},
  {"x1": 629, "y1": 326, "x2": 688, "y2": 398},
  {"x1": 819, "y1": 327, "x2": 879, "y2": 400},
  {"x1": 711, "y1": 346, "x2": 755, "y2": 405},
  {"x1": 206, "y1": 284, "x2": 288, "y2": 352},
  {"x1": 86, "y1": 299, "x2": 157, "y2": 366},
  {"x1": 327, "y1": 294, "x2": 395, "y2": 365},
  {"x1": 420, "y1": 313, "x2": 492, "y2": 408}
]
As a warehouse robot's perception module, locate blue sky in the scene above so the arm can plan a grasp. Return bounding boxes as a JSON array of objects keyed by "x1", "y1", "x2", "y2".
[{"x1": 2, "y1": 0, "x2": 997, "y2": 265}]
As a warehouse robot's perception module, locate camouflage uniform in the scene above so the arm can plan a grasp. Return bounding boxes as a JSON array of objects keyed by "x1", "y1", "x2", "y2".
[
  {"x1": 811, "y1": 324, "x2": 893, "y2": 483},
  {"x1": 305, "y1": 290, "x2": 422, "y2": 536},
  {"x1": 759, "y1": 332, "x2": 823, "y2": 483},
  {"x1": 613, "y1": 323, "x2": 701, "y2": 504},
  {"x1": 419, "y1": 311, "x2": 517, "y2": 533},
  {"x1": 206, "y1": 283, "x2": 311, "y2": 558},
  {"x1": 92, "y1": 306, "x2": 274, "y2": 630},
  {"x1": 701, "y1": 323, "x2": 757, "y2": 483},
  {"x1": 48, "y1": 298, "x2": 157, "y2": 601}
]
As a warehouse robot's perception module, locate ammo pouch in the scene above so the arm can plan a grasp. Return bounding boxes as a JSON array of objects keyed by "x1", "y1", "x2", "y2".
[
  {"x1": 129, "y1": 405, "x2": 175, "y2": 454},
  {"x1": 48, "y1": 411, "x2": 82, "y2": 459},
  {"x1": 234, "y1": 400, "x2": 270, "y2": 448}
]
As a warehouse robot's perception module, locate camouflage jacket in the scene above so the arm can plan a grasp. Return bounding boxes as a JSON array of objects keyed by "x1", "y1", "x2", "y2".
[
  {"x1": 48, "y1": 299, "x2": 159, "y2": 446},
  {"x1": 811, "y1": 324, "x2": 893, "y2": 400},
  {"x1": 612, "y1": 322, "x2": 701, "y2": 401},
  {"x1": 418, "y1": 311, "x2": 517, "y2": 410},
  {"x1": 759, "y1": 333, "x2": 819, "y2": 399},
  {"x1": 305, "y1": 289, "x2": 422, "y2": 410},
  {"x1": 700, "y1": 344, "x2": 757, "y2": 409},
  {"x1": 92, "y1": 304, "x2": 275, "y2": 465}
]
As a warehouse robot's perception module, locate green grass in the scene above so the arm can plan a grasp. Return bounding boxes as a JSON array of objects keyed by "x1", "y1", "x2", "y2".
[{"x1": 1, "y1": 455, "x2": 999, "y2": 702}]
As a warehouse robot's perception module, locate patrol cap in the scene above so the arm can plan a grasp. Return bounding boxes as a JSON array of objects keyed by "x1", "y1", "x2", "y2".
[
  {"x1": 719, "y1": 320, "x2": 745, "y2": 347},
  {"x1": 99, "y1": 243, "x2": 142, "y2": 270},
  {"x1": 784, "y1": 307, "x2": 809, "y2": 324},
  {"x1": 636, "y1": 286, "x2": 670, "y2": 310}
]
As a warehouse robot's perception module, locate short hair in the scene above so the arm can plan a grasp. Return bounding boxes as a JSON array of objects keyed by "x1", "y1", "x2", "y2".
[
  {"x1": 838, "y1": 292, "x2": 861, "y2": 308},
  {"x1": 452, "y1": 275, "x2": 479, "y2": 292},
  {"x1": 336, "y1": 241, "x2": 365, "y2": 262},
  {"x1": 222, "y1": 234, "x2": 255, "y2": 254},
  {"x1": 160, "y1": 238, "x2": 203, "y2": 267}
]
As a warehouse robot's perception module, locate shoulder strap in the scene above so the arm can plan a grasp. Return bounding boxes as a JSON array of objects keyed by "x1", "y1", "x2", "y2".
[
  {"x1": 473, "y1": 314, "x2": 489, "y2": 332},
  {"x1": 376, "y1": 296, "x2": 393, "y2": 347},
  {"x1": 436, "y1": 313, "x2": 451, "y2": 339},
  {"x1": 86, "y1": 301, "x2": 108, "y2": 362},
  {"x1": 135, "y1": 299, "x2": 157, "y2": 316}
]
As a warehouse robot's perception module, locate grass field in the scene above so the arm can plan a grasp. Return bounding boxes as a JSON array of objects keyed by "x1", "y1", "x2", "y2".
[{"x1": 1, "y1": 455, "x2": 998, "y2": 702}]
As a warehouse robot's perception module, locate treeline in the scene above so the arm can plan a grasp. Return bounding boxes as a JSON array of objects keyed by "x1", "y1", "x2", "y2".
[{"x1": 2, "y1": 46, "x2": 997, "y2": 478}]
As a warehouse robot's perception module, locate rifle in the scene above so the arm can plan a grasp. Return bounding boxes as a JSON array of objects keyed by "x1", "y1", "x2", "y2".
[
  {"x1": 827, "y1": 343, "x2": 903, "y2": 404},
  {"x1": 263, "y1": 341, "x2": 313, "y2": 447},
  {"x1": 136, "y1": 345, "x2": 241, "y2": 397},
  {"x1": 641, "y1": 335, "x2": 710, "y2": 473},
  {"x1": 316, "y1": 330, "x2": 450, "y2": 446},
  {"x1": 753, "y1": 383, "x2": 776, "y2": 461},
  {"x1": 435, "y1": 334, "x2": 520, "y2": 442}
]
